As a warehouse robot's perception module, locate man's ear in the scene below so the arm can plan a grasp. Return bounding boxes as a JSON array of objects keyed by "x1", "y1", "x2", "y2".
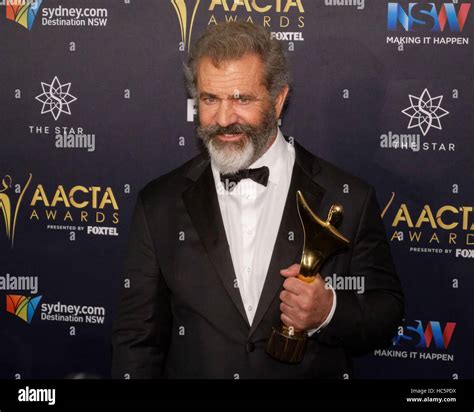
[{"x1": 274, "y1": 85, "x2": 290, "y2": 119}]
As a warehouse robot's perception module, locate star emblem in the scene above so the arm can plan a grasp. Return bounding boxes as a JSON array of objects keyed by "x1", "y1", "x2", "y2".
[
  {"x1": 35, "y1": 76, "x2": 77, "y2": 121},
  {"x1": 401, "y1": 88, "x2": 449, "y2": 136}
]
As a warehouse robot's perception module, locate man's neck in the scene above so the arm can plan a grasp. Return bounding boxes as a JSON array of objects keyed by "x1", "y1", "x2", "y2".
[
  {"x1": 265, "y1": 128, "x2": 279, "y2": 152},
  {"x1": 251, "y1": 127, "x2": 278, "y2": 165}
]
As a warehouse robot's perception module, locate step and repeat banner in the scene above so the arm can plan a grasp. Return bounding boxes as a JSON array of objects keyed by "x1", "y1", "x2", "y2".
[{"x1": 0, "y1": 0, "x2": 472, "y2": 379}]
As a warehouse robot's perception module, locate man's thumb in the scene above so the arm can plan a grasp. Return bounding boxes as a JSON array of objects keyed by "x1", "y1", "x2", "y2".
[{"x1": 280, "y1": 263, "x2": 300, "y2": 277}]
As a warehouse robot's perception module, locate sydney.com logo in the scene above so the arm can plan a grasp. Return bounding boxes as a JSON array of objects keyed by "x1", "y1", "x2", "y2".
[
  {"x1": 4, "y1": 0, "x2": 109, "y2": 30},
  {"x1": 6, "y1": 295, "x2": 106, "y2": 325}
]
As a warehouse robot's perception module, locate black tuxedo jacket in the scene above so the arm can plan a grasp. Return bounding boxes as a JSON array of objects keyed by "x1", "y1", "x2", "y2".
[{"x1": 112, "y1": 142, "x2": 403, "y2": 379}]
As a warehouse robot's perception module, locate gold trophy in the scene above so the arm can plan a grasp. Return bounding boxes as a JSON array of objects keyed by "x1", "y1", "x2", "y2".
[{"x1": 265, "y1": 190, "x2": 350, "y2": 363}]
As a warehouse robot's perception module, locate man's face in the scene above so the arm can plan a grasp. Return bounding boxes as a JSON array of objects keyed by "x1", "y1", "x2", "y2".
[{"x1": 195, "y1": 53, "x2": 287, "y2": 175}]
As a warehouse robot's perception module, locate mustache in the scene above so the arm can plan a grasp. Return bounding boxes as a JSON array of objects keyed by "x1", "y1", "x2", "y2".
[{"x1": 199, "y1": 123, "x2": 257, "y2": 140}]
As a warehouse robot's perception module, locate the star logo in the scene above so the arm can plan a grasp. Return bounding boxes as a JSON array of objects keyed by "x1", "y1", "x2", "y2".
[
  {"x1": 35, "y1": 76, "x2": 77, "y2": 121},
  {"x1": 401, "y1": 88, "x2": 449, "y2": 136}
]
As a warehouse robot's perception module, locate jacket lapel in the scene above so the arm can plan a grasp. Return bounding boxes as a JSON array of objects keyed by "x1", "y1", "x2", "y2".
[
  {"x1": 182, "y1": 159, "x2": 250, "y2": 326},
  {"x1": 248, "y1": 142, "x2": 326, "y2": 338}
]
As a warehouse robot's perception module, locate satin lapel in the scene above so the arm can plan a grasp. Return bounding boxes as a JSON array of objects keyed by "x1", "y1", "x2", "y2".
[
  {"x1": 182, "y1": 165, "x2": 249, "y2": 326},
  {"x1": 248, "y1": 146, "x2": 326, "y2": 338}
]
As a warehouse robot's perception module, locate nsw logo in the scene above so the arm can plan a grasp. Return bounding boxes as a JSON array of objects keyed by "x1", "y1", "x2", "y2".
[
  {"x1": 387, "y1": 2, "x2": 470, "y2": 32},
  {"x1": 393, "y1": 319, "x2": 456, "y2": 350}
]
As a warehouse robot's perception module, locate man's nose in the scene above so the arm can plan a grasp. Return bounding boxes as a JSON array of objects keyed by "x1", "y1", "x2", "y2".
[{"x1": 215, "y1": 100, "x2": 238, "y2": 127}]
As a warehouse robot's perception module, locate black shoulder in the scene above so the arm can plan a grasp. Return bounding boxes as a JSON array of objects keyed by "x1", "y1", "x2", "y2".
[
  {"x1": 140, "y1": 152, "x2": 209, "y2": 203},
  {"x1": 316, "y1": 156, "x2": 372, "y2": 195},
  {"x1": 295, "y1": 141, "x2": 373, "y2": 198}
]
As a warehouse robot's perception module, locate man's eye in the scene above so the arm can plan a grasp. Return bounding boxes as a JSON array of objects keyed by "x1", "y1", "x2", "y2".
[
  {"x1": 237, "y1": 97, "x2": 251, "y2": 105},
  {"x1": 202, "y1": 97, "x2": 217, "y2": 105}
]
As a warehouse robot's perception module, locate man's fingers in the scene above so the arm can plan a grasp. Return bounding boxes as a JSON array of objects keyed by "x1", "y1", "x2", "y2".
[
  {"x1": 282, "y1": 277, "x2": 306, "y2": 295},
  {"x1": 280, "y1": 313, "x2": 295, "y2": 328},
  {"x1": 279, "y1": 290, "x2": 297, "y2": 307},
  {"x1": 280, "y1": 302, "x2": 298, "y2": 318},
  {"x1": 280, "y1": 313, "x2": 304, "y2": 330}
]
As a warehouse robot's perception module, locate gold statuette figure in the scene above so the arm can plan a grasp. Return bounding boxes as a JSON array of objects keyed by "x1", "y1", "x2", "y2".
[{"x1": 266, "y1": 190, "x2": 350, "y2": 363}]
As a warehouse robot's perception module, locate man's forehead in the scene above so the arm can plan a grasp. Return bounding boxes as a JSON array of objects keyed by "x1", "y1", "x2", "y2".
[
  {"x1": 197, "y1": 54, "x2": 265, "y2": 91},
  {"x1": 200, "y1": 54, "x2": 264, "y2": 75}
]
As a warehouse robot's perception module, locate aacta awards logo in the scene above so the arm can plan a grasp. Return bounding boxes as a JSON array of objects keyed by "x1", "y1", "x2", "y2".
[
  {"x1": 171, "y1": 0, "x2": 306, "y2": 52},
  {"x1": 5, "y1": 0, "x2": 43, "y2": 30},
  {"x1": 0, "y1": 174, "x2": 33, "y2": 248},
  {"x1": 171, "y1": 0, "x2": 201, "y2": 51},
  {"x1": 0, "y1": 173, "x2": 121, "y2": 248},
  {"x1": 29, "y1": 180, "x2": 120, "y2": 237},
  {"x1": 381, "y1": 192, "x2": 474, "y2": 256}
]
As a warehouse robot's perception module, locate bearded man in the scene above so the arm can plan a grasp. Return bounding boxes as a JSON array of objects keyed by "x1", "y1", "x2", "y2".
[{"x1": 112, "y1": 22, "x2": 403, "y2": 379}]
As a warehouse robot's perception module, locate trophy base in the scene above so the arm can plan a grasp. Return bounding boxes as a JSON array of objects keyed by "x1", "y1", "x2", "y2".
[{"x1": 265, "y1": 325, "x2": 307, "y2": 364}]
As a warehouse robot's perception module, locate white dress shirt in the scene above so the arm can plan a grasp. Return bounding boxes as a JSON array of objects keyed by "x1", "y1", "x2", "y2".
[{"x1": 211, "y1": 129, "x2": 336, "y2": 332}]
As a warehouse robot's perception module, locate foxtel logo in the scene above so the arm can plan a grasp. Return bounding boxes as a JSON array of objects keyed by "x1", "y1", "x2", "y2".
[{"x1": 455, "y1": 248, "x2": 474, "y2": 258}]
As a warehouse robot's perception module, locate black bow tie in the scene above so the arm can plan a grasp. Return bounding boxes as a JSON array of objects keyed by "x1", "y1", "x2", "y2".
[{"x1": 220, "y1": 166, "x2": 269, "y2": 191}]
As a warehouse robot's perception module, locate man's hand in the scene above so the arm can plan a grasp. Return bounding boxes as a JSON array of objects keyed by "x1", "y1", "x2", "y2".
[{"x1": 279, "y1": 263, "x2": 333, "y2": 331}]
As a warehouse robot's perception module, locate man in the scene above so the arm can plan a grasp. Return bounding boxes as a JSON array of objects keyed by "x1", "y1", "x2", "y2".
[{"x1": 112, "y1": 22, "x2": 403, "y2": 379}]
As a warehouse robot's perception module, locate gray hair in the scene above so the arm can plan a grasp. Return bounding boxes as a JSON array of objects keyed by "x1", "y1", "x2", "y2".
[{"x1": 184, "y1": 22, "x2": 291, "y2": 99}]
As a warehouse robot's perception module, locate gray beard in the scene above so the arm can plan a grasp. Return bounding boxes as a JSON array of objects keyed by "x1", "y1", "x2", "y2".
[
  {"x1": 206, "y1": 136, "x2": 255, "y2": 175},
  {"x1": 196, "y1": 106, "x2": 277, "y2": 175}
]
